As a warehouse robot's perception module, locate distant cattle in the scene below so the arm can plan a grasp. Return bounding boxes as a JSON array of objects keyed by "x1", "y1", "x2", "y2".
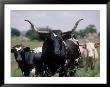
[
  {"x1": 25, "y1": 19, "x2": 83, "y2": 77},
  {"x1": 79, "y1": 42, "x2": 100, "y2": 70}
]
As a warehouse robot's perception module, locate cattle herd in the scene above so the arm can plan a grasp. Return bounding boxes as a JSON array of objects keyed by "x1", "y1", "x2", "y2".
[{"x1": 11, "y1": 19, "x2": 100, "y2": 77}]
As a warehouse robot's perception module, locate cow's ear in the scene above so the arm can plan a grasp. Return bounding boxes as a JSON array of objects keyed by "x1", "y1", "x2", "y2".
[
  {"x1": 11, "y1": 48, "x2": 14, "y2": 53},
  {"x1": 82, "y1": 46, "x2": 86, "y2": 49},
  {"x1": 95, "y1": 42, "x2": 100, "y2": 48},
  {"x1": 95, "y1": 45, "x2": 99, "y2": 48}
]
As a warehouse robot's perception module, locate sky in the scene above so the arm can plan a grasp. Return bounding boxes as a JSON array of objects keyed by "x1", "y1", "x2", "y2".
[{"x1": 11, "y1": 10, "x2": 100, "y2": 32}]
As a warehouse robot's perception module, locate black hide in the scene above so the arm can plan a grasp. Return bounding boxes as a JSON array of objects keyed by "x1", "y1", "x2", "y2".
[{"x1": 42, "y1": 31, "x2": 67, "y2": 77}]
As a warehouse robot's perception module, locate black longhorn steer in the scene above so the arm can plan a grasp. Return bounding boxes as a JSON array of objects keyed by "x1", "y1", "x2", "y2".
[
  {"x1": 41, "y1": 30, "x2": 67, "y2": 76},
  {"x1": 25, "y1": 19, "x2": 83, "y2": 77}
]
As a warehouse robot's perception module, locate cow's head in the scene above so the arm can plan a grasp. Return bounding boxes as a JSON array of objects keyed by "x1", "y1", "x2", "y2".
[
  {"x1": 11, "y1": 44, "x2": 24, "y2": 61},
  {"x1": 11, "y1": 44, "x2": 31, "y2": 60},
  {"x1": 79, "y1": 42, "x2": 100, "y2": 58},
  {"x1": 37, "y1": 30, "x2": 63, "y2": 55},
  {"x1": 49, "y1": 30, "x2": 63, "y2": 55}
]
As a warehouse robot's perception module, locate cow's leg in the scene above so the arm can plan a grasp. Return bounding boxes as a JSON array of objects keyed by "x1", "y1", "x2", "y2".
[
  {"x1": 24, "y1": 69, "x2": 30, "y2": 76},
  {"x1": 68, "y1": 60, "x2": 77, "y2": 76},
  {"x1": 43, "y1": 64, "x2": 53, "y2": 77},
  {"x1": 59, "y1": 65, "x2": 67, "y2": 77},
  {"x1": 89, "y1": 57, "x2": 92, "y2": 70},
  {"x1": 85, "y1": 57, "x2": 89, "y2": 71},
  {"x1": 42, "y1": 64, "x2": 48, "y2": 77},
  {"x1": 91, "y1": 58, "x2": 96, "y2": 70},
  {"x1": 79, "y1": 57, "x2": 83, "y2": 67}
]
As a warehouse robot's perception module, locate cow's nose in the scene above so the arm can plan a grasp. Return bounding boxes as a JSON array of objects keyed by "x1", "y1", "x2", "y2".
[
  {"x1": 88, "y1": 54, "x2": 94, "y2": 58},
  {"x1": 88, "y1": 52, "x2": 94, "y2": 57}
]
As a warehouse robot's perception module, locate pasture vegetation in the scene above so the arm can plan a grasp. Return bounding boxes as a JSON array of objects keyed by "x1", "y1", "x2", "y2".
[
  {"x1": 11, "y1": 34, "x2": 100, "y2": 77},
  {"x1": 75, "y1": 58, "x2": 100, "y2": 77}
]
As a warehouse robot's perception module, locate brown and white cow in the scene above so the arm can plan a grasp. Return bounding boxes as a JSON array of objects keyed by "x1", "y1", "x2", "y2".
[{"x1": 79, "y1": 42, "x2": 100, "y2": 70}]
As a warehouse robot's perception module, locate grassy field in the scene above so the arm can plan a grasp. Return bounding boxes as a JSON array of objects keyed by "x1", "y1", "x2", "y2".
[{"x1": 11, "y1": 36, "x2": 100, "y2": 77}]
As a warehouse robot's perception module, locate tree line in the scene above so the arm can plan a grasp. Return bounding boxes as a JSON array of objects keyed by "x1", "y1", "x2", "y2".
[{"x1": 11, "y1": 24, "x2": 99, "y2": 41}]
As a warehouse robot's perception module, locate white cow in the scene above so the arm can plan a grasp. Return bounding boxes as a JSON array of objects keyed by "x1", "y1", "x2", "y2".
[{"x1": 79, "y1": 42, "x2": 99, "y2": 70}]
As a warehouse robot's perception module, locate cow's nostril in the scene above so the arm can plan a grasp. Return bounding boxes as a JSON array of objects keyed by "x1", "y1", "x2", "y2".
[{"x1": 88, "y1": 55, "x2": 93, "y2": 58}]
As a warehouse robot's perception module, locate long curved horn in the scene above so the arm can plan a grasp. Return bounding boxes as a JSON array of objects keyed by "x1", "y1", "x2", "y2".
[
  {"x1": 63, "y1": 19, "x2": 84, "y2": 34},
  {"x1": 25, "y1": 20, "x2": 38, "y2": 31},
  {"x1": 72, "y1": 19, "x2": 84, "y2": 32},
  {"x1": 62, "y1": 19, "x2": 84, "y2": 40},
  {"x1": 25, "y1": 20, "x2": 49, "y2": 34},
  {"x1": 38, "y1": 30, "x2": 50, "y2": 33}
]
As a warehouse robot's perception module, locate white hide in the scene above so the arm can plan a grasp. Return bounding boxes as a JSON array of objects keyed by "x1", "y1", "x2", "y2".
[
  {"x1": 79, "y1": 42, "x2": 99, "y2": 69},
  {"x1": 29, "y1": 68, "x2": 36, "y2": 77},
  {"x1": 79, "y1": 42, "x2": 99, "y2": 59},
  {"x1": 15, "y1": 47, "x2": 22, "y2": 51},
  {"x1": 86, "y1": 42, "x2": 98, "y2": 59},
  {"x1": 53, "y1": 33, "x2": 58, "y2": 37},
  {"x1": 79, "y1": 46, "x2": 87, "y2": 58},
  {"x1": 32, "y1": 47, "x2": 42, "y2": 53}
]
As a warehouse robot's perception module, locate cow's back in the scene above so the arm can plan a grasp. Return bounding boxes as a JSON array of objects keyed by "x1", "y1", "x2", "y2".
[{"x1": 65, "y1": 39, "x2": 80, "y2": 60}]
